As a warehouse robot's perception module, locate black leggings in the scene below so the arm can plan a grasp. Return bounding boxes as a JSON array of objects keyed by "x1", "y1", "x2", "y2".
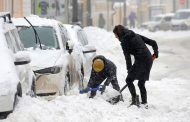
[{"x1": 126, "y1": 77, "x2": 147, "y2": 103}]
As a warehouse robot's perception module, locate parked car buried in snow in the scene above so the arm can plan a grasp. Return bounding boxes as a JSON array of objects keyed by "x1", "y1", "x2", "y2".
[
  {"x1": 171, "y1": 9, "x2": 190, "y2": 30},
  {"x1": 13, "y1": 16, "x2": 73, "y2": 100},
  {"x1": 148, "y1": 13, "x2": 174, "y2": 32},
  {"x1": 0, "y1": 13, "x2": 36, "y2": 118},
  {"x1": 63, "y1": 24, "x2": 96, "y2": 89}
]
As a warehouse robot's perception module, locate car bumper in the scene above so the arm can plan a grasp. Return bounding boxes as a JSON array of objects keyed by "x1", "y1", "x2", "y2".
[
  {"x1": 35, "y1": 73, "x2": 64, "y2": 99},
  {"x1": 0, "y1": 94, "x2": 15, "y2": 112}
]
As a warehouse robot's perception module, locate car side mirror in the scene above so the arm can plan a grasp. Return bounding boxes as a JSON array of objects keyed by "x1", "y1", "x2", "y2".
[
  {"x1": 66, "y1": 41, "x2": 72, "y2": 54},
  {"x1": 14, "y1": 51, "x2": 31, "y2": 65},
  {"x1": 82, "y1": 45, "x2": 96, "y2": 54}
]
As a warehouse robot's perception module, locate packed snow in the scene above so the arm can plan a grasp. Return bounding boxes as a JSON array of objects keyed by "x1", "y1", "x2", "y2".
[{"x1": 1, "y1": 28, "x2": 190, "y2": 122}]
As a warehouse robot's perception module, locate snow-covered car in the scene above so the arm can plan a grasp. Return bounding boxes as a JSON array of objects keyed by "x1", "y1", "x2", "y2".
[
  {"x1": 13, "y1": 15, "x2": 73, "y2": 99},
  {"x1": 148, "y1": 13, "x2": 174, "y2": 32},
  {"x1": 63, "y1": 24, "x2": 96, "y2": 89},
  {"x1": 171, "y1": 9, "x2": 190, "y2": 30},
  {"x1": 0, "y1": 13, "x2": 36, "y2": 118}
]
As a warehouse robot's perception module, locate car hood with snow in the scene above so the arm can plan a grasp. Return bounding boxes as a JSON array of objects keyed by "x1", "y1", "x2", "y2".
[{"x1": 27, "y1": 49, "x2": 69, "y2": 71}]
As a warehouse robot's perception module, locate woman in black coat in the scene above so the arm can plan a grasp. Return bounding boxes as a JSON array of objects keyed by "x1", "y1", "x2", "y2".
[{"x1": 113, "y1": 25, "x2": 158, "y2": 107}]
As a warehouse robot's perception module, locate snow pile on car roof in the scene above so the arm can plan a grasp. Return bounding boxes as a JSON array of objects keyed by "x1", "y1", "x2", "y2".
[{"x1": 12, "y1": 15, "x2": 59, "y2": 27}]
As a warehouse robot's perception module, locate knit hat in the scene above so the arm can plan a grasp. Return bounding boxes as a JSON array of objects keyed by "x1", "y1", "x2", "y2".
[{"x1": 93, "y1": 58, "x2": 105, "y2": 72}]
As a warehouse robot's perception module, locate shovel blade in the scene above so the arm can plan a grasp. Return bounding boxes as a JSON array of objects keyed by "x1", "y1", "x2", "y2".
[{"x1": 106, "y1": 95, "x2": 123, "y2": 105}]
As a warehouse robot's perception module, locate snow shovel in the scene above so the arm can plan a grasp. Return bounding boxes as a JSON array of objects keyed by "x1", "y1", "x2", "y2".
[{"x1": 106, "y1": 84, "x2": 128, "y2": 105}]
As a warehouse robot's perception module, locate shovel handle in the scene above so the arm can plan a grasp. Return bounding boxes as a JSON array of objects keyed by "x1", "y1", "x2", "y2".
[{"x1": 119, "y1": 84, "x2": 128, "y2": 93}]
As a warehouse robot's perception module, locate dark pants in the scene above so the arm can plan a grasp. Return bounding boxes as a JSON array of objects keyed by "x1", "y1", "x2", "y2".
[
  {"x1": 90, "y1": 79, "x2": 120, "y2": 98},
  {"x1": 126, "y1": 77, "x2": 147, "y2": 103}
]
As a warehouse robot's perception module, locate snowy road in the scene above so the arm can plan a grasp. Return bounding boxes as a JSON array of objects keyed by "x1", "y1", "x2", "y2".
[{"x1": 2, "y1": 28, "x2": 190, "y2": 122}]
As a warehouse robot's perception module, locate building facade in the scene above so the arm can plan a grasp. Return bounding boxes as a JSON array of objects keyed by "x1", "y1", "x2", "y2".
[{"x1": 0, "y1": 0, "x2": 31, "y2": 17}]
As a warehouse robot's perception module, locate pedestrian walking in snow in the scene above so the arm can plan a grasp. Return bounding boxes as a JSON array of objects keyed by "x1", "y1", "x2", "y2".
[
  {"x1": 128, "y1": 11, "x2": 137, "y2": 28},
  {"x1": 113, "y1": 25, "x2": 159, "y2": 108},
  {"x1": 82, "y1": 55, "x2": 120, "y2": 98},
  {"x1": 98, "y1": 13, "x2": 106, "y2": 29}
]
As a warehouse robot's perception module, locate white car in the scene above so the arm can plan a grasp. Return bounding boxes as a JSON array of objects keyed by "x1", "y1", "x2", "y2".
[
  {"x1": 148, "y1": 13, "x2": 174, "y2": 32},
  {"x1": 63, "y1": 24, "x2": 96, "y2": 90},
  {"x1": 13, "y1": 15, "x2": 73, "y2": 99},
  {"x1": 171, "y1": 9, "x2": 190, "y2": 30},
  {"x1": 0, "y1": 13, "x2": 36, "y2": 118}
]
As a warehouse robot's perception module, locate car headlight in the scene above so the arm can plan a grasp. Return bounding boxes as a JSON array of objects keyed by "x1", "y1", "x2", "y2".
[{"x1": 34, "y1": 66, "x2": 62, "y2": 74}]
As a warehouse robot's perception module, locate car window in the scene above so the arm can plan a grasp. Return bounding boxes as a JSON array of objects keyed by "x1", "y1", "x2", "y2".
[
  {"x1": 59, "y1": 24, "x2": 69, "y2": 49},
  {"x1": 164, "y1": 17, "x2": 172, "y2": 21},
  {"x1": 17, "y1": 26, "x2": 60, "y2": 50},
  {"x1": 77, "y1": 30, "x2": 88, "y2": 46},
  {"x1": 5, "y1": 32, "x2": 17, "y2": 53},
  {"x1": 11, "y1": 29, "x2": 24, "y2": 51},
  {"x1": 174, "y1": 12, "x2": 190, "y2": 19}
]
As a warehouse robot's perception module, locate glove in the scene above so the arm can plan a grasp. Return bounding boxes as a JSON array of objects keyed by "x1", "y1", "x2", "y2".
[
  {"x1": 152, "y1": 52, "x2": 158, "y2": 60},
  {"x1": 79, "y1": 87, "x2": 90, "y2": 94},
  {"x1": 100, "y1": 85, "x2": 106, "y2": 94}
]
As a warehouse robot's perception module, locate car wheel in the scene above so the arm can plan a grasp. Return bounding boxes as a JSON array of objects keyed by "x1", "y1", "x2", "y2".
[
  {"x1": 154, "y1": 27, "x2": 160, "y2": 31},
  {"x1": 64, "y1": 71, "x2": 71, "y2": 95},
  {"x1": 181, "y1": 24, "x2": 188, "y2": 30},
  {"x1": 0, "y1": 111, "x2": 11, "y2": 119}
]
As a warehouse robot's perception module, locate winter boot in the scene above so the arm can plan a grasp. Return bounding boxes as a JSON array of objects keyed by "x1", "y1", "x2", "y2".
[
  {"x1": 128, "y1": 95, "x2": 140, "y2": 107},
  {"x1": 89, "y1": 91, "x2": 96, "y2": 98},
  {"x1": 140, "y1": 103, "x2": 148, "y2": 109}
]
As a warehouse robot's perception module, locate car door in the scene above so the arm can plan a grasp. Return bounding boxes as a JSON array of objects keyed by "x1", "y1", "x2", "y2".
[
  {"x1": 161, "y1": 16, "x2": 173, "y2": 30},
  {"x1": 5, "y1": 29, "x2": 32, "y2": 94},
  {"x1": 76, "y1": 29, "x2": 96, "y2": 85}
]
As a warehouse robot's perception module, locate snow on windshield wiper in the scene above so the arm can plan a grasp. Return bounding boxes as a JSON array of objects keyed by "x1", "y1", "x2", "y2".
[{"x1": 24, "y1": 17, "x2": 42, "y2": 49}]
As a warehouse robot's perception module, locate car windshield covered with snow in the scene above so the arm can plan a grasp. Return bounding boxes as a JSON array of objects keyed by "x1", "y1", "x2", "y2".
[
  {"x1": 17, "y1": 26, "x2": 59, "y2": 50},
  {"x1": 13, "y1": 16, "x2": 73, "y2": 100}
]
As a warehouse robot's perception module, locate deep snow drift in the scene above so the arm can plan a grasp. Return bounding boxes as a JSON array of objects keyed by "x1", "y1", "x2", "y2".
[{"x1": 2, "y1": 28, "x2": 190, "y2": 122}]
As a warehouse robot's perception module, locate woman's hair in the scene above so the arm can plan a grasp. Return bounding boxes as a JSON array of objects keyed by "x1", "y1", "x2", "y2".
[{"x1": 113, "y1": 25, "x2": 126, "y2": 40}]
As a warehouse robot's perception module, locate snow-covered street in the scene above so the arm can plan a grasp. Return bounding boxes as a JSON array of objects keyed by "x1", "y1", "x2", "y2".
[{"x1": 2, "y1": 28, "x2": 190, "y2": 122}]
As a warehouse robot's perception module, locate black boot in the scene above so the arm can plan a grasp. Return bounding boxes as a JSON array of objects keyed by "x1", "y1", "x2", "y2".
[
  {"x1": 129, "y1": 95, "x2": 140, "y2": 107},
  {"x1": 89, "y1": 91, "x2": 96, "y2": 98}
]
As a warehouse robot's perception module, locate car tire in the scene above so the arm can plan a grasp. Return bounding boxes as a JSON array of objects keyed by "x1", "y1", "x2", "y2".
[
  {"x1": 0, "y1": 111, "x2": 11, "y2": 119},
  {"x1": 181, "y1": 24, "x2": 188, "y2": 30},
  {"x1": 64, "y1": 71, "x2": 71, "y2": 95}
]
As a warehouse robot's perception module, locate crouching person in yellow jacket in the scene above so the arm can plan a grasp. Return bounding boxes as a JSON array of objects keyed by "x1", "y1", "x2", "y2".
[{"x1": 82, "y1": 55, "x2": 120, "y2": 98}]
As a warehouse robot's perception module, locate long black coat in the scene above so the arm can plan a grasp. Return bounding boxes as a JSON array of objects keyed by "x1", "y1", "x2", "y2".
[
  {"x1": 120, "y1": 29, "x2": 158, "y2": 80},
  {"x1": 88, "y1": 55, "x2": 120, "y2": 91}
]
